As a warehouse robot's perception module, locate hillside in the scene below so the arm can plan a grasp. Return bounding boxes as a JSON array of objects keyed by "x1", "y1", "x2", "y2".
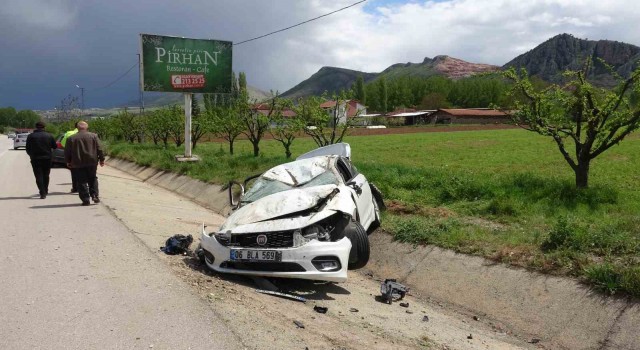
[
  {"x1": 280, "y1": 67, "x2": 377, "y2": 100},
  {"x1": 282, "y1": 56, "x2": 499, "y2": 100},
  {"x1": 503, "y1": 33, "x2": 640, "y2": 86}
]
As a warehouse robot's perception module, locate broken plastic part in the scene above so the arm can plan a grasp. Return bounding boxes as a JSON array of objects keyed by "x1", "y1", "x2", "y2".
[{"x1": 380, "y1": 279, "x2": 408, "y2": 305}]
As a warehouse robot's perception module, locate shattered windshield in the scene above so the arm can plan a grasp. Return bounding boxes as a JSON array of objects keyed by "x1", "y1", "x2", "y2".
[{"x1": 242, "y1": 159, "x2": 339, "y2": 203}]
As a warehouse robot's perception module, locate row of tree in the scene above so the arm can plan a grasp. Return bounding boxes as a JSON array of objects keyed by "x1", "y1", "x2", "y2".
[{"x1": 0, "y1": 107, "x2": 41, "y2": 131}]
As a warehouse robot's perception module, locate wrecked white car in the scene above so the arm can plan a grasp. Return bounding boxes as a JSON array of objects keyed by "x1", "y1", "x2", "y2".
[{"x1": 200, "y1": 143, "x2": 384, "y2": 282}]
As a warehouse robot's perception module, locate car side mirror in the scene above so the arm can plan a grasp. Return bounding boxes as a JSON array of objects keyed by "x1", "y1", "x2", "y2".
[
  {"x1": 346, "y1": 180, "x2": 362, "y2": 195},
  {"x1": 228, "y1": 181, "x2": 245, "y2": 209}
]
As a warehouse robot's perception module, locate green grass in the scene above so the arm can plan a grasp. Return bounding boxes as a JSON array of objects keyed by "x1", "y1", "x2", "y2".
[{"x1": 106, "y1": 129, "x2": 640, "y2": 297}]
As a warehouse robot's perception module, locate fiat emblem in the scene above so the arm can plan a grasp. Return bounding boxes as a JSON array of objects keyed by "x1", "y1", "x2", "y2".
[{"x1": 256, "y1": 234, "x2": 268, "y2": 246}]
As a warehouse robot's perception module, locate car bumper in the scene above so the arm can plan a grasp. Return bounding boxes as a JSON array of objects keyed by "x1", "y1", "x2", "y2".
[{"x1": 200, "y1": 226, "x2": 352, "y2": 283}]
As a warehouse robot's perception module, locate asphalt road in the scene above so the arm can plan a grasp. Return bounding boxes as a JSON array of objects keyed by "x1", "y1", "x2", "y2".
[{"x1": 0, "y1": 135, "x2": 242, "y2": 349}]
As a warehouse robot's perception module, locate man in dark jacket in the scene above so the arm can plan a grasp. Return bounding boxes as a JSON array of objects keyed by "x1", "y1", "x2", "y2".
[
  {"x1": 64, "y1": 121, "x2": 105, "y2": 206},
  {"x1": 26, "y1": 121, "x2": 57, "y2": 199}
]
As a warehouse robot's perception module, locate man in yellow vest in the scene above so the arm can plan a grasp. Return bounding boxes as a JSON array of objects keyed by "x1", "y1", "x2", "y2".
[{"x1": 61, "y1": 122, "x2": 79, "y2": 193}]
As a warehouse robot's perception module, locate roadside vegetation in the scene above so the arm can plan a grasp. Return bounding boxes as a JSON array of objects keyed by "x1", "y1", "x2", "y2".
[{"x1": 107, "y1": 129, "x2": 640, "y2": 297}]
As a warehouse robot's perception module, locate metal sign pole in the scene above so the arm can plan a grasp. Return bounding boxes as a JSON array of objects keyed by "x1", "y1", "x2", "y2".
[{"x1": 184, "y1": 93, "x2": 192, "y2": 158}]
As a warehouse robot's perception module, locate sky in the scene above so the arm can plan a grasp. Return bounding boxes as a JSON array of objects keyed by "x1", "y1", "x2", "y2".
[{"x1": 1, "y1": 0, "x2": 639, "y2": 110}]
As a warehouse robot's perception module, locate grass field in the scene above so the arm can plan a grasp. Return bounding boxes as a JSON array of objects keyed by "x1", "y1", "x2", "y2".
[{"x1": 107, "y1": 128, "x2": 640, "y2": 296}]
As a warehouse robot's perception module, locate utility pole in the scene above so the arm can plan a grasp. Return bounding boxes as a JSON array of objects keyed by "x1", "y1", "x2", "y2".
[
  {"x1": 76, "y1": 84, "x2": 85, "y2": 116},
  {"x1": 137, "y1": 53, "x2": 144, "y2": 115}
]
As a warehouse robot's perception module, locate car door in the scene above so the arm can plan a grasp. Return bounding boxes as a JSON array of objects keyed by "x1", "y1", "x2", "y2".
[{"x1": 335, "y1": 157, "x2": 375, "y2": 230}]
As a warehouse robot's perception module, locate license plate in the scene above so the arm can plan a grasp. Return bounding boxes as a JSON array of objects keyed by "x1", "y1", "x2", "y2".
[{"x1": 230, "y1": 249, "x2": 282, "y2": 262}]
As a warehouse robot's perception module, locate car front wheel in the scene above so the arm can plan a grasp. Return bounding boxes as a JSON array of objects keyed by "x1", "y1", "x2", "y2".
[{"x1": 345, "y1": 221, "x2": 370, "y2": 270}]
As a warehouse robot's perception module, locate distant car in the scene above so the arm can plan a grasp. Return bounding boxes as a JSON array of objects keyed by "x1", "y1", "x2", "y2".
[
  {"x1": 51, "y1": 134, "x2": 66, "y2": 165},
  {"x1": 7, "y1": 133, "x2": 16, "y2": 139},
  {"x1": 13, "y1": 133, "x2": 29, "y2": 150},
  {"x1": 199, "y1": 143, "x2": 385, "y2": 283}
]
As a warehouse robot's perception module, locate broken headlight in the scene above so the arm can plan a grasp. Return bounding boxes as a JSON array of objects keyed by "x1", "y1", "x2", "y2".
[{"x1": 301, "y1": 213, "x2": 351, "y2": 243}]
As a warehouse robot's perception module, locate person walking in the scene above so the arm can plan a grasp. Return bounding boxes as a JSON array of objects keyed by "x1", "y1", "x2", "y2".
[
  {"x1": 25, "y1": 121, "x2": 57, "y2": 199},
  {"x1": 64, "y1": 121, "x2": 105, "y2": 206},
  {"x1": 61, "y1": 122, "x2": 79, "y2": 193}
]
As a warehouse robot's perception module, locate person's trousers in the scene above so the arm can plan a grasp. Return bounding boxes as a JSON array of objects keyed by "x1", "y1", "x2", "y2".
[
  {"x1": 75, "y1": 165, "x2": 99, "y2": 202},
  {"x1": 70, "y1": 167, "x2": 79, "y2": 191},
  {"x1": 30, "y1": 159, "x2": 52, "y2": 196}
]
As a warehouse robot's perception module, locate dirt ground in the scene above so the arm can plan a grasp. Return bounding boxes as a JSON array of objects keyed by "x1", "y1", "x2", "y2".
[{"x1": 98, "y1": 164, "x2": 533, "y2": 350}]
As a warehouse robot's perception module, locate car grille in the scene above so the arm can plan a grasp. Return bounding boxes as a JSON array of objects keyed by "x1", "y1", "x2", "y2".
[
  {"x1": 217, "y1": 231, "x2": 294, "y2": 248},
  {"x1": 220, "y1": 261, "x2": 306, "y2": 272}
]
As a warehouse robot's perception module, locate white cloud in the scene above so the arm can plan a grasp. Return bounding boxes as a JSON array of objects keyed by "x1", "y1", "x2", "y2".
[{"x1": 1, "y1": 0, "x2": 78, "y2": 30}]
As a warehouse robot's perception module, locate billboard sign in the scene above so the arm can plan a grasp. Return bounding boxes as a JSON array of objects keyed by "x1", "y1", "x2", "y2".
[{"x1": 140, "y1": 34, "x2": 232, "y2": 93}]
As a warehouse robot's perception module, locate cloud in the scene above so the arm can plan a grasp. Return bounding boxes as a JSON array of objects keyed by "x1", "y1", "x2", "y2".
[
  {"x1": 1, "y1": 0, "x2": 78, "y2": 30},
  {"x1": 1, "y1": 0, "x2": 639, "y2": 110}
]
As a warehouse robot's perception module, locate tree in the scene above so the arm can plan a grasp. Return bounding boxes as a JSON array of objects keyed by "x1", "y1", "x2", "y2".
[
  {"x1": 269, "y1": 99, "x2": 304, "y2": 158},
  {"x1": 167, "y1": 104, "x2": 185, "y2": 147},
  {"x1": 419, "y1": 92, "x2": 450, "y2": 110},
  {"x1": 211, "y1": 104, "x2": 243, "y2": 155},
  {"x1": 504, "y1": 63, "x2": 640, "y2": 188},
  {"x1": 238, "y1": 72, "x2": 247, "y2": 93},
  {"x1": 112, "y1": 108, "x2": 137, "y2": 142},
  {"x1": 191, "y1": 98, "x2": 213, "y2": 150},
  {"x1": 297, "y1": 93, "x2": 357, "y2": 147},
  {"x1": 145, "y1": 109, "x2": 172, "y2": 147},
  {"x1": 354, "y1": 75, "x2": 366, "y2": 106},
  {"x1": 378, "y1": 77, "x2": 388, "y2": 113},
  {"x1": 239, "y1": 89, "x2": 279, "y2": 157}
]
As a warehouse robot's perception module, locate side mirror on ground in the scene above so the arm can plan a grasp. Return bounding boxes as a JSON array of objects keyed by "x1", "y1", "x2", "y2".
[{"x1": 228, "y1": 181, "x2": 245, "y2": 209}]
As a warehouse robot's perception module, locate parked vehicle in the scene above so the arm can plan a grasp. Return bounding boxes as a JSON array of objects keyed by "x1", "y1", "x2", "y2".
[
  {"x1": 51, "y1": 134, "x2": 66, "y2": 165},
  {"x1": 13, "y1": 133, "x2": 29, "y2": 149},
  {"x1": 199, "y1": 143, "x2": 384, "y2": 282},
  {"x1": 7, "y1": 133, "x2": 16, "y2": 139}
]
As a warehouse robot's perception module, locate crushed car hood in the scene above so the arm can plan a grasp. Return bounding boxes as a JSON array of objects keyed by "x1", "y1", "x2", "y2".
[{"x1": 221, "y1": 185, "x2": 341, "y2": 230}]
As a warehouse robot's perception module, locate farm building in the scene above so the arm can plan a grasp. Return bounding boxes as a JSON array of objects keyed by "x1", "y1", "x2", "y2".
[
  {"x1": 320, "y1": 100, "x2": 367, "y2": 125},
  {"x1": 431, "y1": 108, "x2": 510, "y2": 124},
  {"x1": 385, "y1": 108, "x2": 435, "y2": 125},
  {"x1": 251, "y1": 103, "x2": 297, "y2": 118}
]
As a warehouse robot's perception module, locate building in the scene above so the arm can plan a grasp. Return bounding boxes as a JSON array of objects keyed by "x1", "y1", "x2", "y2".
[
  {"x1": 319, "y1": 100, "x2": 367, "y2": 125},
  {"x1": 251, "y1": 103, "x2": 297, "y2": 118},
  {"x1": 431, "y1": 108, "x2": 510, "y2": 124},
  {"x1": 385, "y1": 108, "x2": 435, "y2": 125}
]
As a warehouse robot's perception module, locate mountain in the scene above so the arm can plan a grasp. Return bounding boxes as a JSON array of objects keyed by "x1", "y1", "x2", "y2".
[
  {"x1": 503, "y1": 33, "x2": 640, "y2": 86},
  {"x1": 280, "y1": 67, "x2": 377, "y2": 100},
  {"x1": 121, "y1": 85, "x2": 271, "y2": 108},
  {"x1": 281, "y1": 56, "x2": 499, "y2": 100}
]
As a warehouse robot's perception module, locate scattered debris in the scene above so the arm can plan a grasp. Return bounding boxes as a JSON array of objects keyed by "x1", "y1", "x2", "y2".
[
  {"x1": 380, "y1": 279, "x2": 408, "y2": 304},
  {"x1": 422, "y1": 315, "x2": 429, "y2": 322},
  {"x1": 252, "y1": 277, "x2": 279, "y2": 292},
  {"x1": 194, "y1": 244, "x2": 205, "y2": 263},
  {"x1": 314, "y1": 306, "x2": 328, "y2": 314},
  {"x1": 399, "y1": 302, "x2": 409, "y2": 308},
  {"x1": 255, "y1": 289, "x2": 307, "y2": 303},
  {"x1": 160, "y1": 234, "x2": 193, "y2": 255},
  {"x1": 294, "y1": 320, "x2": 305, "y2": 329},
  {"x1": 528, "y1": 338, "x2": 541, "y2": 344},
  {"x1": 406, "y1": 310, "x2": 413, "y2": 314},
  {"x1": 349, "y1": 308, "x2": 359, "y2": 313},
  {"x1": 473, "y1": 315, "x2": 480, "y2": 321},
  {"x1": 467, "y1": 334, "x2": 473, "y2": 340}
]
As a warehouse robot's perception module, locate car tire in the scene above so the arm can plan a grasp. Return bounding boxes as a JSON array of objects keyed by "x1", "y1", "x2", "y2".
[{"x1": 345, "y1": 221, "x2": 370, "y2": 270}]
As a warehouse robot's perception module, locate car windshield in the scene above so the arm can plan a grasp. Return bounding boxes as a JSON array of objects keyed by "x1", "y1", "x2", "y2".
[{"x1": 242, "y1": 158, "x2": 339, "y2": 203}]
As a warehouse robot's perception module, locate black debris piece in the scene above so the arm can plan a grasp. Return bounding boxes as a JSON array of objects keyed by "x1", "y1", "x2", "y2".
[
  {"x1": 473, "y1": 315, "x2": 480, "y2": 321},
  {"x1": 160, "y1": 234, "x2": 193, "y2": 255},
  {"x1": 255, "y1": 289, "x2": 307, "y2": 303},
  {"x1": 399, "y1": 302, "x2": 409, "y2": 308},
  {"x1": 422, "y1": 315, "x2": 429, "y2": 322},
  {"x1": 349, "y1": 308, "x2": 359, "y2": 313},
  {"x1": 294, "y1": 320, "x2": 305, "y2": 329},
  {"x1": 528, "y1": 338, "x2": 541, "y2": 344},
  {"x1": 313, "y1": 306, "x2": 328, "y2": 314},
  {"x1": 406, "y1": 310, "x2": 413, "y2": 314},
  {"x1": 380, "y1": 279, "x2": 409, "y2": 304},
  {"x1": 467, "y1": 334, "x2": 473, "y2": 340}
]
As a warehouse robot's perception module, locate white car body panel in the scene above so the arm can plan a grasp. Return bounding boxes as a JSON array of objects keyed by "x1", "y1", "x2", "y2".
[{"x1": 297, "y1": 143, "x2": 351, "y2": 160}]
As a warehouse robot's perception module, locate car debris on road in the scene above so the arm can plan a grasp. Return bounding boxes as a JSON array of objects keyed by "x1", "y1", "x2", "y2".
[
  {"x1": 255, "y1": 289, "x2": 307, "y2": 303},
  {"x1": 160, "y1": 234, "x2": 193, "y2": 255},
  {"x1": 380, "y1": 279, "x2": 409, "y2": 304}
]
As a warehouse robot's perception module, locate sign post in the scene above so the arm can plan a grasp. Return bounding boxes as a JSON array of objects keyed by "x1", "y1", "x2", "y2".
[{"x1": 139, "y1": 34, "x2": 232, "y2": 161}]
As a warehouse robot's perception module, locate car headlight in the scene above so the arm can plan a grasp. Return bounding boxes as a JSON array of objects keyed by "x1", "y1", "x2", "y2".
[{"x1": 301, "y1": 213, "x2": 351, "y2": 243}]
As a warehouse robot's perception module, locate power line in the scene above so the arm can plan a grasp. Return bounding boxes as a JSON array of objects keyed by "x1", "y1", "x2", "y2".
[
  {"x1": 234, "y1": 0, "x2": 367, "y2": 46},
  {"x1": 88, "y1": 62, "x2": 138, "y2": 91}
]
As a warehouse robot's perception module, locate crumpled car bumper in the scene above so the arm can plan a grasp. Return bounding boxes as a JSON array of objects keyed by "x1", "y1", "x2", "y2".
[{"x1": 200, "y1": 229, "x2": 352, "y2": 283}]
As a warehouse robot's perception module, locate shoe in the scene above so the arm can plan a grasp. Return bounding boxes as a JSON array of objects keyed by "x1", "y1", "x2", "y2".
[
  {"x1": 40, "y1": 194, "x2": 46, "y2": 199},
  {"x1": 82, "y1": 201, "x2": 90, "y2": 206},
  {"x1": 92, "y1": 196, "x2": 100, "y2": 203},
  {"x1": 70, "y1": 188, "x2": 78, "y2": 193}
]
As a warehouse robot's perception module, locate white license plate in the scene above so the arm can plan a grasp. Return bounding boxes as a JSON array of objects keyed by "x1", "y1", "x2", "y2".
[{"x1": 230, "y1": 249, "x2": 282, "y2": 261}]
